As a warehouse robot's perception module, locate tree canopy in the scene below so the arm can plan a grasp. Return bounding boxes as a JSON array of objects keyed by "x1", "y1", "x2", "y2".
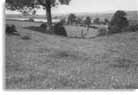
[
  {"x1": 84, "y1": 16, "x2": 91, "y2": 26},
  {"x1": 6, "y1": 0, "x2": 71, "y2": 10},
  {"x1": 67, "y1": 13, "x2": 76, "y2": 25},
  {"x1": 93, "y1": 18, "x2": 100, "y2": 24},
  {"x1": 108, "y1": 10, "x2": 129, "y2": 33},
  {"x1": 6, "y1": 0, "x2": 71, "y2": 32}
]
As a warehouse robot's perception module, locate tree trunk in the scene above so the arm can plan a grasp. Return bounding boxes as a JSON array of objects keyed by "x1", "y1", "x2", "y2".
[{"x1": 45, "y1": 5, "x2": 52, "y2": 32}]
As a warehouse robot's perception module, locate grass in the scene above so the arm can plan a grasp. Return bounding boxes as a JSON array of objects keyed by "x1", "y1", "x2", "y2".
[{"x1": 5, "y1": 20, "x2": 138, "y2": 89}]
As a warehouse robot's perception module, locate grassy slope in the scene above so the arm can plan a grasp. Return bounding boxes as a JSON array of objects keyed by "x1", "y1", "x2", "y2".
[{"x1": 5, "y1": 20, "x2": 138, "y2": 89}]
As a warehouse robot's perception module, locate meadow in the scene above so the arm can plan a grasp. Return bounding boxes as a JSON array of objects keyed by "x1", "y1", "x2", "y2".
[{"x1": 5, "y1": 19, "x2": 138, "y2": 89}]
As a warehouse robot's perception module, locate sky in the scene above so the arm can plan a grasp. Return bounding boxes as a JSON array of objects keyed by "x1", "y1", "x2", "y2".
[{"x1": 6, "y1": 0, "x2": 138, "y2": 15}]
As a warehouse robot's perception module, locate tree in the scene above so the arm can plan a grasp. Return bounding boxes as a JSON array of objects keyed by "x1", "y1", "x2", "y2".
[
  {"x1": 67, "y1": 13, "x2": 76, "y2": 25},
  {"x1": 76, "y1": 17, "x2": 82, "y2": 25},
  {"x1": 6, "y1": 0, "x2": 71, "y2": 32},
  {"x1": 108, "y1": 10, "x2": 129, "y2": 33},
  {"x1": 104, "y1": 18, "x2": 109, "y2": 25},
  {"x1": 93, "y1": 18, "x2": 100, "y2": 24},
  {"x1": 84, "y1": 16, "x2": 91, "y2": 31}
]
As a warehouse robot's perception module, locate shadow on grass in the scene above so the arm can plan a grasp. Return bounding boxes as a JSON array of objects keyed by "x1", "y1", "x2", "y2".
[
  {"x1": 6, "y1": 32, "x2": 20, "y2": 36},
  {"x1": 23, "y1": 26, "x2": 53, "y2": 35},
  {"x1": 23, "y1": 26, "x2": 69, "y2": 38}
]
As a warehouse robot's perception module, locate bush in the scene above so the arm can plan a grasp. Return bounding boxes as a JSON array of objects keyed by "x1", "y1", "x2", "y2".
[
  {"x1": 127, "y1": 24, "x2": 138, "y2": 32},
  {"x1": 104, "y1": 18, "x2": 109, "y2": 25},
  {"x1": 60, "y1": 19, "x2": 66, "y2": 25},
  {"x1": 40, "y1": 23, "x2": 47, "y2": 29},
  {"x1": 93, "y1": 18, "x2": 100, "y2": 24},
  {"x1": 84, "y1": 16, "x2": 91, "y2": 26},
  {"x1": 53, "y1": 22, "x2": 67, "y2": 37},
  {"x1": 6, "y1": 24, "x2": 18, "y2": 34},
  {"x1": 98, "y1": 27, "x2": 109, "y2": 36},
  {"x1": 108, "y1": 10, "x2": 129, "y2": 34},
  {"x1": 108, "y1": 24, "x2": 121, "y2": 33}
]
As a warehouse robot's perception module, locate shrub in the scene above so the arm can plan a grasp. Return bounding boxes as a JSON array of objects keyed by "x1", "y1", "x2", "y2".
[
  {"x1": 60, "y1": 19, "x2": 66, "y2": 25},
  {"x1": 84, "y1": 16, "x2": 91, "y2": 31},
  {"x1": 127, "y1": 24, "x2": 138, "y2": 32},
  {"x1": 84, "y1": 16, "x2": 91, "y2": 26},
  {"x1": 104, "y1": 18, "x2": 109, "y2": 25},
  {"x1": 67, "y1": 13, "x2": 76, "y2": 25},
  {"x1": 6, "y1": 24, "x2": 18, "y2": 34},
  {"x1": 97, "y1": 27, "x2": 108, "y2": 36},
  {"x1": 40, "y1": 23, "x2": 47, "y2": 29},
  {"x1": 53, "y1": 22, "x2": 67, "y2": 37},
  {"x1": 108, "y1": 10, "x2": 129, "y2": 34},
  {"x1": 108, "y1": 24, "x2": 121, "y2": 33},
  {"x1": 93, "y1": 18, "x2": 100, "y2": 24}
]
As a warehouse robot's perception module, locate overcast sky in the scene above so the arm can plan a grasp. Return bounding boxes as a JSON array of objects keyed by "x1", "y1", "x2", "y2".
[
  {"x1": 52, "y1": 0, "x2": 138, "y2": 14},
  {"x1": 6, "y1": 0, "x2": 138, "y2": 15}
]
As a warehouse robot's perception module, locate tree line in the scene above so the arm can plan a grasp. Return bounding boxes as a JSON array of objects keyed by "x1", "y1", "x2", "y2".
[{"x1": 65, "y1": 13, "x2": 109, "y2": 26}]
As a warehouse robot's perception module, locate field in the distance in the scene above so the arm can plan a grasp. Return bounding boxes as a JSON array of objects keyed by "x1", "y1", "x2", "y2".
[{"x1": 6, "y1": 20, "x2": 138, "y2": 89}]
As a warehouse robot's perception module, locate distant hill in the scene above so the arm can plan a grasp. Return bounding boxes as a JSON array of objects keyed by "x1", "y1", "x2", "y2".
[{"x1": 68, "y1": 11, "x2": 138, "y2": 21}]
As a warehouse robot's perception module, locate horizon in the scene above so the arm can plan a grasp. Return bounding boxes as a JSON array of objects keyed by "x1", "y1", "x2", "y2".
[{"x1": 6, "y1": 9, "x2": 138, "y2": 16}]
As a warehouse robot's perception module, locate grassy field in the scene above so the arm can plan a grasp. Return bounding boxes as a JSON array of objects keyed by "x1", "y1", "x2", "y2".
[{"x1": 5, "y1": 20, "x2": 138, "y2": 89}]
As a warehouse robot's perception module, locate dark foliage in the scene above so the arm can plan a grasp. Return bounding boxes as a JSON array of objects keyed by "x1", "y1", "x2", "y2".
[
  {"x1": 40, "y1": 23, "x2": 47, "y2": 29},
  {"x1": 108, "y1": 24, "x2": 121, "y2": 33},
  {"x1": 97, "y1": 28, "x2": 108, "y2": 36},
  {"x1": 127, "y1": 24, "x2": 138, "y2": 32},
  {"x1": 6, "y1": 0, "x2": 71, "y2": 10},
  {"x1": 104, "y1": 18, "x2": 109, "y2": 25},
  {"x1": 84, "y1": 16, "x2": 91, "y2": 30},
  {"x1": 6, "y1": 24, "x2": 18, "y2": 34},
  {"x1": 60, "y1": 19, "x2": 66, "y2": 25},
  {"x1": 53, "y1": 22, "x2": 67, "y2": 37},
  {"x1": 76, "y1": 18, "x2": 82, "y2": 25},
  {"x1": 84, "y1": 16, "x2": 91, "y2": 26},
  {"x1": 93, "y1": 18, "x2": 100, "y2": 24},
  {"x1": 108, "y1": 10, "x2": 129, "y2": 33},
  {"x1": 67, "y1": 14, "x2": 76, "y2": 25}
]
